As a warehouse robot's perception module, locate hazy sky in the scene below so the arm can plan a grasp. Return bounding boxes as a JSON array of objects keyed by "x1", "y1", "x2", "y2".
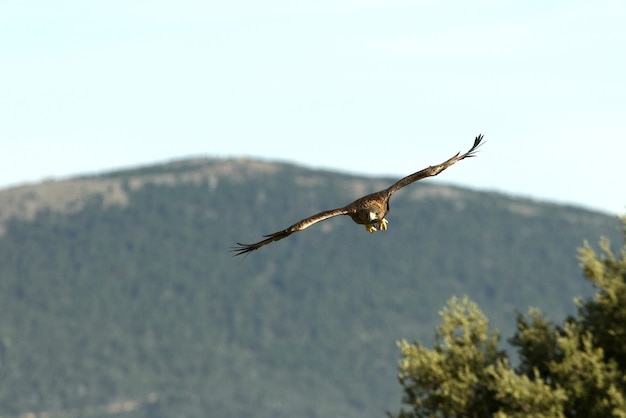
[{"x1": 2, "y1": 1, "x2": 625, "y2": 214}]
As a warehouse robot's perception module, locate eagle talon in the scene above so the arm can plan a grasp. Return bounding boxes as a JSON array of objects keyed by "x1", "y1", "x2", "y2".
[
  {"x1": 365, "y1": 224, "x2": 377, "y2": 233},
  {"x1": 379, "y1": 218, "x2": 388, "y2": 231}
]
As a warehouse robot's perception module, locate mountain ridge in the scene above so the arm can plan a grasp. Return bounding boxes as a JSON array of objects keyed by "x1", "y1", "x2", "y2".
[{"x1": 1, "y1": 156, "x2": 603, "y2": 235}]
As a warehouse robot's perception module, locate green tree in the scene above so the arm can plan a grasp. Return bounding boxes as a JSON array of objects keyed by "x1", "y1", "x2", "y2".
[{"x1": 392, "y1": 215, "x2": 626, "y2": 417}]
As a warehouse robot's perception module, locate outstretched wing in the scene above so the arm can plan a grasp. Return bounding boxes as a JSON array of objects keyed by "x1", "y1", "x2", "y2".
[
  {"x1": 232, "y1": 207, "x2": 349, "y2": 256},
  {"x1": 385, "y1": 134, "x2": 484, "y2": 196}
]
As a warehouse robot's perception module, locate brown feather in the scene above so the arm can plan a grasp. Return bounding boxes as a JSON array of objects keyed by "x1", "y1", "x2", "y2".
[
  {"x1": 231, "y1": 208, "x2": 349, "y2": 256},
  {"x1": 232, "y1": 134, "x2": 484, "y2": 256},
  {"x1": 384, "y1": 134, "x2": 483, "y2": 197}
]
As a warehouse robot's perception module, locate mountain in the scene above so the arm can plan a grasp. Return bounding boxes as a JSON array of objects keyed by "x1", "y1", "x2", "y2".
[{"x1": 0, "y1": 157, "x2": 621, "y2": 418}]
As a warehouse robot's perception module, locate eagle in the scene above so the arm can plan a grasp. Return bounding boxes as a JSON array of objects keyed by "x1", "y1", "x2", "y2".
[{"x1": 232, "y1": 134, "x2": 483, "y2": 256}]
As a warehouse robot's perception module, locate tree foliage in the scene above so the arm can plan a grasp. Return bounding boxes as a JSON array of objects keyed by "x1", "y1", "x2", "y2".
[{"x1": 392, "y1": 215, "x2": 626, "y2": 418}]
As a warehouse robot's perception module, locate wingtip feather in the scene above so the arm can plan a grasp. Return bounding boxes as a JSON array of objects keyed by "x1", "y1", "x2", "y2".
[{"x1": 464, "y1": 134, "x2": 484, "y2": 158}]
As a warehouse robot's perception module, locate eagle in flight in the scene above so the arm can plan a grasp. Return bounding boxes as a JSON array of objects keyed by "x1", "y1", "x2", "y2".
[{"x1": 232, "y1": 134, "x2": 483, "y2": 256}]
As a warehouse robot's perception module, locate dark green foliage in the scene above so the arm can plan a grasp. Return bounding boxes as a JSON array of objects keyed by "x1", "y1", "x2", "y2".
[
  {"x1": 0, "y1": 158, "x2": 621, "y2": 417},
  {"x1": 393, "y1": 297, "x2": 507, "y2": 417},
  {"x1": 392, "y1": 216, "x2": 626, "y2": 418}
]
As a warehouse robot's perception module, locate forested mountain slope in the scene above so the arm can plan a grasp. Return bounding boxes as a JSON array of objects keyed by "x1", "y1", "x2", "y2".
[{"x1": 0, "y1": 158, "x2": 620, "y2": 418}]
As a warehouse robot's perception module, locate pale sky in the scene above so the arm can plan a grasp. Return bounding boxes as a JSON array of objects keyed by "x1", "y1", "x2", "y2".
[{"x1": 2, "y1": 0, "x2": 625, "y2": 214}]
